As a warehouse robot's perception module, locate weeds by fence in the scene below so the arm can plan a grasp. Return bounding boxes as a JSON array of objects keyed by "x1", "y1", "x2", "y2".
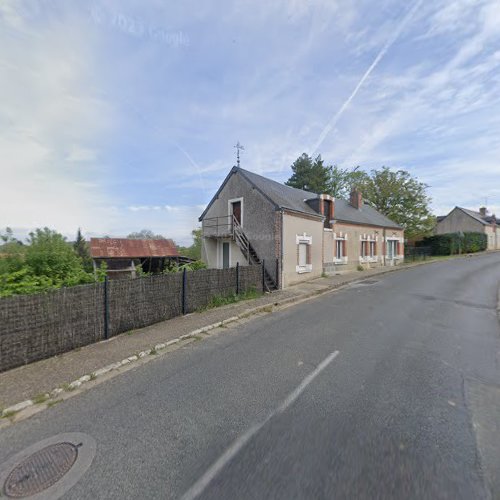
[{"x1": 0, "y1": 265, "x2": 263, "y2": 373}]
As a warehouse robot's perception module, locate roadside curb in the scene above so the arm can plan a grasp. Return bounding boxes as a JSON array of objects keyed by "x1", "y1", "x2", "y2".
[{"x1": 0, "y1": 254, "x2": 487, "y2": 426}]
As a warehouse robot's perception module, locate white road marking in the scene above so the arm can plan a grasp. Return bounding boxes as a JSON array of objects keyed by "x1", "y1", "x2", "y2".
[{"x1": 180, "y1": 350, "x2": 340, "y2": 500}]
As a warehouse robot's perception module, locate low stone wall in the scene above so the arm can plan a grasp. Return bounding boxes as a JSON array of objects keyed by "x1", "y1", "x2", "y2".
[{"x1": 0, "y1": 266, "x2": 262, "y2": 373}]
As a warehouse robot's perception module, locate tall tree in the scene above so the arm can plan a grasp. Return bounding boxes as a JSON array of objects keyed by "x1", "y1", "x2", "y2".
[
  {"x1": 286, "y1": 153, "x2": 330, "y2": 193},
  {"x1": 329, "y1": 166, "x2": 370, "y2": 198},
  {"x1": 73, "y1": 228, "x2": 92, "y2": 272},
  {"x1": 361, "y1": 167, "x2": 434, "y2": 238}
]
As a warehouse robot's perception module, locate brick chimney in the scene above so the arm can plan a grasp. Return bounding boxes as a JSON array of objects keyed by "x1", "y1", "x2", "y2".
[
  {"x1": 479, "y1": 206, "x2": 487, "y2": 217},
  {"x1": 350, "y1": 189, "x2": 363, "y2": 210}
]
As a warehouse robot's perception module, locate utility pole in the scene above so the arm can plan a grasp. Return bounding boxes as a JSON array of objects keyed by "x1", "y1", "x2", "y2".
[{"x1": 234, "y1": 141, "x2": 244, "y2": 168}]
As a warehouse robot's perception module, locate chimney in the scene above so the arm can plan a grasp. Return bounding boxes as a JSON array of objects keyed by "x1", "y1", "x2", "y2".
[
  {"x1": 350, "y1": 189, "x2": 363, "y2": 210},
  {"x1": 479, "y1": 207, "x2": 487, "y2": 217}
]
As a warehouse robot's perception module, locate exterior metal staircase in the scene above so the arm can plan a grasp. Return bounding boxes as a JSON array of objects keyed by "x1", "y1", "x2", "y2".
[{"x1": 232, "y1": 216, "x2": 277, "y2": 291}]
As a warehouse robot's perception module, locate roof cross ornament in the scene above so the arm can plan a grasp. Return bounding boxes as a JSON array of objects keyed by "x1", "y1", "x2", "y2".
[{"x1": 234, "y1": 141, "x2": 244, "y2": 168}]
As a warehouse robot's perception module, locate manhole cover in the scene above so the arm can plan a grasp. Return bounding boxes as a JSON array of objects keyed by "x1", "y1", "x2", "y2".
[{"x1": 4, "y1": 442, "x2": 78, "y2": 498}]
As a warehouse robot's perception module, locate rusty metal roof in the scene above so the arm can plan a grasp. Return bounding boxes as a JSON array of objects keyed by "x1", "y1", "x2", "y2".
[{"x1": 89, "y1": 238, "x2": 179, "y2": 258}]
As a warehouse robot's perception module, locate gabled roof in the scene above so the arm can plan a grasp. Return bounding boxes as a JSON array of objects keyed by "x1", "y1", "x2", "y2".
[
  {"x1": 90, "y1": 238, "x2": 179, "y2": 258},
  {"x1": 199, "y1": 166, "x2": 321, "y2": 220},
  {"x1": 238, "y1": 168, "x2": 321, "y2": 217},
  {"x1": 199, "y1": 166, "x2": 402, "y2": 229},
  {"x1": 453, "y1": 207, "x2": 498, "y2": 226}
]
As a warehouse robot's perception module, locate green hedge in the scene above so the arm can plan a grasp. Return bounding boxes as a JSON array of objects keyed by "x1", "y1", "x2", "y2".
[{"x1": 418, "y1": 232, "x2": 487, "y2": 255}]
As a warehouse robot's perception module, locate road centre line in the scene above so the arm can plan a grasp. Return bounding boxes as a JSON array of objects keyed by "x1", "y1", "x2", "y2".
[{"x1": 180, "y1": 350, "x2": 340, "y2": 500}]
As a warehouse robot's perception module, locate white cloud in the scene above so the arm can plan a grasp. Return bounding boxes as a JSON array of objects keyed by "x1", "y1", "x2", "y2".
[{"x1": 0, "y1": 1, "x2": 118, "y2": 236}]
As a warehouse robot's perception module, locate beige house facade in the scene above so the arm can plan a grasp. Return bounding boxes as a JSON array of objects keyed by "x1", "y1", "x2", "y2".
[
  {"x1": 199, "y1": 167, "x2": 404, "y2": 290},
  {"x1": 436, "y1": 206, "x2": 499, "y2": 251}
]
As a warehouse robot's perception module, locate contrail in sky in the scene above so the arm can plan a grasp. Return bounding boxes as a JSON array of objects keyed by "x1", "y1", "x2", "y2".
[{"x1": 310, "y1": 0, "x2": 423, "y2": 155}]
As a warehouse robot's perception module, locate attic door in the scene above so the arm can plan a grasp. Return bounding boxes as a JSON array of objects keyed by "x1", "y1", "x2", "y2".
[{"x1": 232, "y1": 201, "x2": 242, "y2": 224}]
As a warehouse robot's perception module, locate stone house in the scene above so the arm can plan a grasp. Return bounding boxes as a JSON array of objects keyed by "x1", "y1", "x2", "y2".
[
  {"x1": 435, "y1": 206, "x2": 499, "y2": 250},
  {"x1": 199, "y1": 167, "x2": 404, "y2": 289}
]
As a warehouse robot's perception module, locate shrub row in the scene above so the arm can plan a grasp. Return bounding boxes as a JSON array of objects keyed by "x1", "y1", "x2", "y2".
[{"x1": 417, "y1": 232, "x2": 487, "y2": 255}]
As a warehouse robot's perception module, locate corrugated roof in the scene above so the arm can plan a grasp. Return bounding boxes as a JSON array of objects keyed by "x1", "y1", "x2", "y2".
[{"x1": 90, "y1": 238, "x2": 179, "y2": 258}]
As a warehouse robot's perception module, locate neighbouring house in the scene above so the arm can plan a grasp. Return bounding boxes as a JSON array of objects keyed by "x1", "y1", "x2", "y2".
[
  {"x1": 199, "y1": 167, "x2": 404, "y2": 289},
  {"x1": 435, "y1": 206, "x2": 499, "y2": 250},
  {"x1": 90, "y1": 238, "x2": 180, "y2": 278}
]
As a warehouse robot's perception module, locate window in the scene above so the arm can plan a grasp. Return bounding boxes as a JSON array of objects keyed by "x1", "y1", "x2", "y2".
[
  {"x1": 296, "y1": 234, "x2": 312, "y2": 273},
  {"x1": 369, "y1": 241, "x2": 376, "y2": 257},
  {"x1": 334, "y1": 235, "x2": 347, "y2": 263},
  {"x1": 387, "y1": 240, "x2": 399, "y2": 259},
  {"x1": 298, "y1": 242, "x2": 308, "y2": 266},
  {"x1": 360, "y1": 237, "x2": 377, "y2": 261},
  {"x1": 336, "y1": 239, "x2": 343, "y2": 258},
  {"x1": 361, "y1": 240, "x2": 368, "y2": 258}
]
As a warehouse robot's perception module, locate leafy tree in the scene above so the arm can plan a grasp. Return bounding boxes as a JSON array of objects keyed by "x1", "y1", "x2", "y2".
[
  {"x1": 360, "y1": 167, "x2": 434, "y2": 238},
  {"x1": 177, "y1": 228, "x2": 202, "y2": 260},
  {"x1": 329, "y1": 166, "x2": 370, "y2": 198},
  {"x1": 0, "y1": 227, "x2": 24, "y2": 275},
  {"x1": 127, "y1": 229, "x2": 165, "y2": 239},
  {"x1": 25, "y1": 228, "x2": 95, "y2": 286},
  {"x1": 0, "y1": 228, "x2": 96, "y2": 297},
  {"x1": 285, "y1": 153, "x2": 330, "y2": 193}
]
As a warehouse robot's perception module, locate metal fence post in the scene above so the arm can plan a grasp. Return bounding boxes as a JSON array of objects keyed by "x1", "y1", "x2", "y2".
[
  {"x1": 182, "y1": 267, "x2": 187, "y2": 314},
  {"x1": 262, "y1": 259, "x2": 265, "y2": 292},
  {"x1": 104, "y1": 276, "x2": 109, "y2": 340},
  {"x1": 236, "y1": 262, "x2": 240, "y2": 295}
]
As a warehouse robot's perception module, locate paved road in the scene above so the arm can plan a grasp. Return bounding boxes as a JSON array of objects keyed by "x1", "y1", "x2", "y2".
[{"x1": 1, "y1": 253, "x2": 500, "y2": 499}]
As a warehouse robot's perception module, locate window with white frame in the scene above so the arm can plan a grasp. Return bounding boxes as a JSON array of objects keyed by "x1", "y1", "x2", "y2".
[
  {"x1": 360, "y1": 236, "x2": 377, "y2": 261},
  {"x1": 336, "y1": 239, "x2": 343, "y2": 258},
  {"x1": 334, "y1": 233, "x2": 347, "y2": 263},
  {"x1": 296, "y1": 234, "x2": 312, "y2": 273},
  {"x1": 387, "y1": 239, "x2": 398, "y2": 259}
]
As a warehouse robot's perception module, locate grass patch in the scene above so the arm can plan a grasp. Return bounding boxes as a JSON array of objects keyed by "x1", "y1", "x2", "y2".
[
  {"x1": 200, "y1": 288, "x2": 262, "y2": 311},
  {"x1": 150, "y1": 347, "x2": 158, "y2": 355},
  {"x1": 62, "y1": 383, "x2": 75, "y2": 392},
  {"x1": 47, "y1": 400, "x2": 62, "y2": 408},
  {"x1": 1, "y1": 409, "x2": 18, "y2": 419},
  {"x1": 356, "y1": 264, "x2": 365, "y2": 271},
  {"x1": 89, "y1": 373, "x2": 97, "y2": 381},
  {"x1": 32, "y1": 393, "x2": 49, "y2": 404}
]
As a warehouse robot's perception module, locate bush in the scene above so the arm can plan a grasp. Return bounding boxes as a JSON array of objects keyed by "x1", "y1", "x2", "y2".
[
  {"x1": 419, "y1": 232, "x2": 487, "y2": 255},
  {"x1": 0, "y1": 227, "x2": 97, "y2": 297}
]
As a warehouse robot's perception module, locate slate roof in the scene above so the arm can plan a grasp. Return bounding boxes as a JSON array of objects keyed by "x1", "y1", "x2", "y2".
[
  {"x1": 237, "y1": 168, "x2": 321, "y2": 217},
  {"x1": 90, "y1": 238, "x2": 179, "y2": 258},
  {"x1": 334, "y1": 199, "x2": 401, "y2": 229},
  {"x1": 457, "y1": 207, "x2": 498, "y2": 226},
  {"x1": 200, "y1": 166, "x2": 402, "y2": 229}
]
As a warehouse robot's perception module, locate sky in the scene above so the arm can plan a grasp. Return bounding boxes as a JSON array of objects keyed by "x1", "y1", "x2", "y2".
[{"x1": 1, "y1": 0, "x2": 499, "y2": 245}]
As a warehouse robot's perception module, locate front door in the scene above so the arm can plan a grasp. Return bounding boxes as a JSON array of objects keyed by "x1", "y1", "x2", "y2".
[
  {"x1": 222, "y1": 242, "x2": 230, "y2": 269},
  {"x1": 232, "y1": 201, "x2": 241, "y2": 225}
]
